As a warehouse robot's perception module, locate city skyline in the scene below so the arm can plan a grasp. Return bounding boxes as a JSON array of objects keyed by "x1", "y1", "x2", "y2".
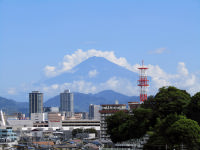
[{"x1": 0, "y1": 0, "x2": 200, "y2": 101}]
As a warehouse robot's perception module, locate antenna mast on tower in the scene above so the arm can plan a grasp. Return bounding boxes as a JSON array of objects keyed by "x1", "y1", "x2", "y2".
[{"x1": 138, "y1": 60, "x2": 149, "y2": 102}]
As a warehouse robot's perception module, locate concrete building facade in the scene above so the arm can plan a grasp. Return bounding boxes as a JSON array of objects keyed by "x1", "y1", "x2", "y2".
[
  {"x1": 60, "y1": 90, "x2": 74, "y2": 118},
  {"x1": 89, "y1": 104, "x2": 100, "y2": 120},
  {"x1": 29, "y1": 91, "x2": 43, "y2": 117},
  {"x1": 48, "y1": 112, "x2": 64, "y2": 128},
  {"x1": 31, "y1": 113, "x2": 45, "y2": 123}
]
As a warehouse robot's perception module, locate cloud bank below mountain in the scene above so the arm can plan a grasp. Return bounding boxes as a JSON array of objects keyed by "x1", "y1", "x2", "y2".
[
  {"x1": 43, "y1": 49, "x2": 200, "y2": 95},
  {"x1": 6, "y1": 49, "x2": 200, "y2": 101}
]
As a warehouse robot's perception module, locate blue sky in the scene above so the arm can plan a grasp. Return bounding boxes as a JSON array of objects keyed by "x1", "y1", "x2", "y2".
[{"x1": 0, "y1": 0, "x2": 200, "y2": 101}]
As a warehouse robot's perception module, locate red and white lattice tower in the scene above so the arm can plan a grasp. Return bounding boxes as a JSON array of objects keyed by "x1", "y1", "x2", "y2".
[{"x1": 138, "y1": 60, "x2": 149, "y2": 102}]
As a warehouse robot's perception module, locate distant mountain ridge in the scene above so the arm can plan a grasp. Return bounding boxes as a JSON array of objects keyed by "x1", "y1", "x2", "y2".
[
  {"x1": 1, "y1": 56, "x2": 144, "y2": 113},
  {"x1": 0, "y1": 90, "x2": 139, "y2": 114},
  {"x1": 44, "y1": 90, "x2": 139, "y2": 112},
  {"x1": 6, "y1": 56, "x2": 147, "y2": 102},
  {"x1": 0, "y1": 96, "x2": 29, "y2": 115}
]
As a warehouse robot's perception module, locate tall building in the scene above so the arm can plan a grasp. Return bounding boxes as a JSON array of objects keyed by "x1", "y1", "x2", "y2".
[
  {"x1": 60, "y1": 89, "x2": 74, "y2": 117},
  {"x1": 89, "y1": 104, "x2": 100, "y2": 120},
  {"x1": 29, "y1": 91, "x2": 43, "y2": 117}
]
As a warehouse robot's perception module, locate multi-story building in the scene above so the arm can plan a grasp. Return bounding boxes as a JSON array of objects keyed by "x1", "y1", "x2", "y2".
[
  {"x1": 0, "y1": 128, "x2": 17, "y2": 142},
  {"x1": 99, "y1": 104, "x2": 128, "y2": 141},
  {"x1": 128, "y1": 102, "x2": 140, "y2": 111},
  {"x1": 43, "y1": 107, "x2": 59, "y2": 113},
  {"x1": 48, "y1": 112, "x2": 64, "y2": 127},
  {"x1": 89, "y1": 104, "x2": 100, "y2": 120},
  {"x1": 60, "y1": 89, "x2": 74, "y2": 117},
  {"x1": 29, "y1": 91, "x2": 43, "y2": 117},
  {"x1": 31, "y1": 113, "x2": 45, "y2": 123},
  {"x1": 74, "y1": 112, "x2": 88, "y2": 120},
  {"x1": 62, "y1": 120, "x2": 100, "y2": 128},
  {"x1": 33, "y1": 121, "x2": 48, "y2": 127}
]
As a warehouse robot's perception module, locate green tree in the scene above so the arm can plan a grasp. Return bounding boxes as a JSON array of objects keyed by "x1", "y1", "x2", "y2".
[
  {"x1": 143, "y1": 114, "x2": 184, "y2": 150},
  {"x1": 143, "y1": 133, "x2": 166, "y2": 150},
  {"x1": 131, "y1": 108, "x2": 153, "y2": 137},
  {"x1": 144, "y1": 115, "x2": 200, "y2": 150},
  {"x1": 187, "y1": 92, "x2": 200, "y2": 125},
  {"x1": 72, "y1": 128, "x2": 83, "y2": 138},
  {"x1": 106, "y1": 86, "x2": 197, "y2": 148},
  {"x1": 167, "y1": 118, "x2": 200, "y2": 150},
  {"x1": 106, "y1": 108, "x2": 152, "y2": 143},
  {"x1": 72, "y1": 128, "x2": 98, "y2": 138},
  {"x1": 84, "y1": 128, "x2": 98, "y2": 137},
  {"x1": 149, "y1": 86, "x2": 191, "y2": 118},
  {"x1": 106, "y1": 111, "x2": 131, "y2": 143}
]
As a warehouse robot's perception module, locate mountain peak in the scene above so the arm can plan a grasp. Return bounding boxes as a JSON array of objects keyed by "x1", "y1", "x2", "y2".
[
  {"x1": 87, "y1": 56, "x2": 107, "y2": 61},
  {"x1": 40, "y1": 55, "x2": 141, "y2": 98},
  {"x1": 77, "y1": 56, "x2": 115, "y2": 67}
]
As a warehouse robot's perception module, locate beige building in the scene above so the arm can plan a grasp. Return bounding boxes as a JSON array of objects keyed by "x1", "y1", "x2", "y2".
[{"x1": 48, "y1": 112, "x2": 64, "y2": 127}]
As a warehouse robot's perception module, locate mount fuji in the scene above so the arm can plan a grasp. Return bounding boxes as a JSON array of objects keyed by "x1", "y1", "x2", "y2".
[
  {"x1": 41, "y1": 56, "x2": 144, "y2": 111},
  {"x1": 0, "y1": 57, "x2": 144, "y2": 113},
  {"x1": 39, "y1": 56, "x2": 143, "y2": 98},
  {"x1": 42, "y1": 56, "x2": 138, "y2": 86}
]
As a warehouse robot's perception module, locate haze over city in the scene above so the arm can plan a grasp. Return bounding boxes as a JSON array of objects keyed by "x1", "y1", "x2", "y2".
[{"x1": 0, "y1": 0, "x2": 200, "y2": 101}]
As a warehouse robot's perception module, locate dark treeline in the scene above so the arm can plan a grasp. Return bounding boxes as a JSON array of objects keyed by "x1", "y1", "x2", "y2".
[{"x1": 106, "y1": 86, "x2": 200, "y2": 150}]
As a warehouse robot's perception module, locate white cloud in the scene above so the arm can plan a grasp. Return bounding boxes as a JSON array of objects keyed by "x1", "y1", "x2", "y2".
[
  {"x1": 6, "y1": 59, "x2": 200, "y2": 101},
  {"x1": 184, "y1": 75, "x2": 196, "y2": 87},
  {"x1": 68, "y1": 80, "x2": 97, "y2": 93},
  {"x1": 146, "y1": 62, "x2": 200, "y2": 95},
  {"x1": 41, "y1": 80, "x2": 97, "y2": 97},
  {"x1": 40, "y1": 77, "x2": 138, "y2": 98},
  {"x1": 43, "y1": 49, "x2": 200, "y2": 96},
  {"x1": 100, "y1": 77, "x2": 138, "y2": 96},
  {"x1": 44, "y1": 66, "x2": 56, "y2": 77},
  {"x1": 88, "y1": 70, "x2": 98, "y2": 78},
  {"x1": 177, "y1": 62, "x2": 188, "y2": 76},
  {"x1": 7, "y1": 88, "x2": 17, "y2": 95},
  {"x1": 44, "y1": 49, "x2": 133, "y2": 77},
  {"x1": 101, "y1": 77, "x2": 120, "y2": 89},
  {"x1": 5, "y1": 49, "x2": 198, "y2": 101},
  {"x1": 149, "y1": 48, "x2": 167, "y2": 54},
  {"x1": 51, "y1": 84, "x2": 59, "y2": 90}
]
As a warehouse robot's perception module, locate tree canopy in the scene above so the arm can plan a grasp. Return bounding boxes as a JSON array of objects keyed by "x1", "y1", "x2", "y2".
[
  {"x1": 106, "y1": 108, "x2": 153, "y2": 143},
  {"x1": 72, "y1": 128, "x2": 97, "y2": 138},
  {"x1": 187, "y1": 92, "x2": 200, "y2": 125},
  {"x1": 145, "y1": 86, "x2": 191, "y2": 118},
  {"x1": 105, "y1": 86, "x2": 200, "y2": 149},
  {"x1": 167, "y1": 117, "x2": 200, "y2": 150},
  {"x1": 106, "y1": 111, "x2": 133, "y2": 143}
]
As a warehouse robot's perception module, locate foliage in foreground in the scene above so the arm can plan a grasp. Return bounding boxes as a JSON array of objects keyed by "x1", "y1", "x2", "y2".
[
  {"x1": 106, "y1": 108, "x2": 152, "y2": 143},
  {"x1": 106, "y1": 86, "x2": 200, "y2": 149}
]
